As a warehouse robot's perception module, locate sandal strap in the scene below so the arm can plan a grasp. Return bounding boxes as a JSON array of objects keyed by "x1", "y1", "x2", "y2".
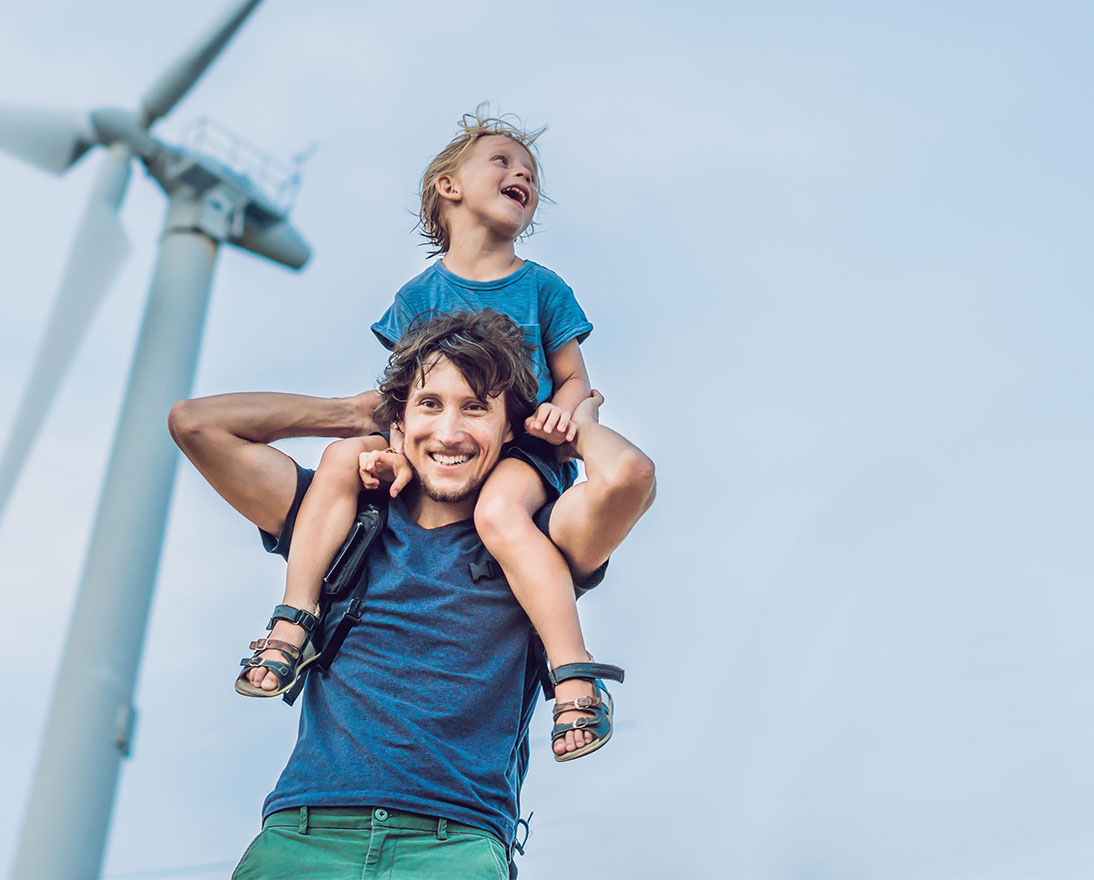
[
  {"x1": 551, "y1": 708, "x2": 611, "y2": 742},
  {"x1": 240, "y1": 655, "x2": 293, "y2": 681},
  {"x1": 268, "y1": 604, "x2": 319, "y2": 633},
  {"x1": 247, "y1": 638, "x2": 302, "y2": 661},
  {"x1": 552, "y1": 695, "x2": 603, "y2": 719},
  {"x1": 548, "y1": 661, "x2": 624, "y2": 686}
]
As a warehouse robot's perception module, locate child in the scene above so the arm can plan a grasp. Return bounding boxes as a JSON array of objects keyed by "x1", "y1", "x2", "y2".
[{"x1": 237, "y1": 110, "x2": 619, "y2": 761}]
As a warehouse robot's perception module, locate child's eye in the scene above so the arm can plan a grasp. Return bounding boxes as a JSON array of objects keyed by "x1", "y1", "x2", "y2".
[{"x1": 493, "y1": 155, "x2": 508, "y2": 165}]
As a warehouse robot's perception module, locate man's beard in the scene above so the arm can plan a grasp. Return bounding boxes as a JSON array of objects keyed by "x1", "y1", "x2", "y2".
[{"x1": 407, "y1": 459, "x2": 487, "y2": 504}]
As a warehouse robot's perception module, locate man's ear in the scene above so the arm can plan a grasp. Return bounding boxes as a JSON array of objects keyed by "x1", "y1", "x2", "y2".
[{"x1": 435, "y1": 174, "x2": 461, "y2": 203}]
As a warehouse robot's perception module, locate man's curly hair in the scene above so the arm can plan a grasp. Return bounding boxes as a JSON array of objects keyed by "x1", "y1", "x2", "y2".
[
  {"x1": 418, "y1": 105, "x2": 546, "y2": 257},
  {"x1": 374, "y1": 309, "x2": 539, "y2": 438}
]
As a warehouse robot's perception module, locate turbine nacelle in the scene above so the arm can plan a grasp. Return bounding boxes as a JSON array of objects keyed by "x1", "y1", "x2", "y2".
[{"x1": 144, "y1": 127, "x2": 310, "y2": 270}]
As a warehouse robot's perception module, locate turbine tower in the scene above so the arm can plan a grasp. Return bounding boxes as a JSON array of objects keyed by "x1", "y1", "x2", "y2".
[{"x1": 0, "y1": 2, "x2": 311, "y2": 876}]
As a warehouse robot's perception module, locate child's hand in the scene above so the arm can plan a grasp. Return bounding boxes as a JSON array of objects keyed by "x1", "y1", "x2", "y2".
[
  {"x1": 525, "y1": 402, "x2": 577, "y2": 445},
  {"x1": 359, "y1": 448, "x2": 413, "y2": 498}
]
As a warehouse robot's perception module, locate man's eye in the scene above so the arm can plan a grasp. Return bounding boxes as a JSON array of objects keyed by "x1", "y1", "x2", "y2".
[
  {"x1": 466, "y1": 403, "x2": 487, "y2": 413},
  {"x1": 419, "y1": 399, "x2": 439, "y2": 409}
]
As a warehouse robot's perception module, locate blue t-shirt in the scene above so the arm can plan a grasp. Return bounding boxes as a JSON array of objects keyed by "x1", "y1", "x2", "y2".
[
  {"x1": 259, "y1": 466, "x2": 605, "y2": 845},
  {"x1": 371, "y1": 260, "x2": 592, "y2": 406}
]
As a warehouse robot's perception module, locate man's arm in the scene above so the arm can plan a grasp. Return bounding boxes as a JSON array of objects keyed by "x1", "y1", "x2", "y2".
[
  {"x1": 168, "y1": 390, "x2": 381, "y2": 536},
  {"x1": 546, "y1": 391, "x2": 656, "y2": 581}
]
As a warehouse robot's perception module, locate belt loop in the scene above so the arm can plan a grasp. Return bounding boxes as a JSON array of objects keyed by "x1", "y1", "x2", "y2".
[
  {"x1": 436, "y1": 817, "x2": 448, "y2": 840},
  {"x1": 299, "y1": 806, "x2": 309, "y2": 835}
]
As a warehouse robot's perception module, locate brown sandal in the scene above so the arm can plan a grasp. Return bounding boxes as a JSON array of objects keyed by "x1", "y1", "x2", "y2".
[
  {"x1": 549, "y1": 660, "x2": 625, "y2": 762},
  {"x1": 234, "y1": 604, "x2": 321, "y2": 698}
]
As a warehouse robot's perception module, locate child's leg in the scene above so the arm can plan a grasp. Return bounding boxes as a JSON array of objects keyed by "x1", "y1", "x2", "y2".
[
  {"x1": 473, "y1": 459, "x2": 597, "y2": 756},
  {"x1": 246, "y1": 436, "x2": 374, "y2": 691}
]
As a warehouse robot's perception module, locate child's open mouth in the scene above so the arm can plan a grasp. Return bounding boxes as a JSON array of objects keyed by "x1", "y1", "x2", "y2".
[{"x1": 501, "y1": 185, "x2": 529, "y2": 206}]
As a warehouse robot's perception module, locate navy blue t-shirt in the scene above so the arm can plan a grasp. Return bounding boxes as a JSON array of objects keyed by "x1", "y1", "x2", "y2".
[{"x1": 259, "y1": 465, "x2": 604, "y2": 845}]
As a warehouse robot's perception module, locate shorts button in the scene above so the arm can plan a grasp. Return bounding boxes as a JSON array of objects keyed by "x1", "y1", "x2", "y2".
[{"x1": 375, "y1": 808, "x2": 388, "y2": 821}]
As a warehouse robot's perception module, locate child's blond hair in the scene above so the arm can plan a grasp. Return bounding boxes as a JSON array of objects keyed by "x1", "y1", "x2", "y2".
[{"x1": 419, "y1": 107, "x2": 546, "y2": 257}]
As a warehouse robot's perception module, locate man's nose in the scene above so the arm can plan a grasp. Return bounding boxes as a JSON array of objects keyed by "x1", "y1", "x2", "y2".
[{"x1": 434, "y1": 410, "x2": 466, "y2": 444}]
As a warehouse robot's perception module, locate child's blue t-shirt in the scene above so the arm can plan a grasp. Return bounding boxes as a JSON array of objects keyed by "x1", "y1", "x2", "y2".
[{"x1": 371, "y1": 260, "x2": 592, "y2": 405}]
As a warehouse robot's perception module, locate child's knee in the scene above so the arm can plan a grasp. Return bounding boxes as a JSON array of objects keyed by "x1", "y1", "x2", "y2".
[
  {"x1": 316, "y1": 438, "x2": 369, "y2": 484},
  {"x1": 474, "y1": 491, "x2": 530, "y2": 547}
]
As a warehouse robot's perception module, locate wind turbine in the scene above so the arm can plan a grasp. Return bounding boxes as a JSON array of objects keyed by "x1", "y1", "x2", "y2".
[{"x1": 0, "y1": 2, "x2": 311, "y2": 876}]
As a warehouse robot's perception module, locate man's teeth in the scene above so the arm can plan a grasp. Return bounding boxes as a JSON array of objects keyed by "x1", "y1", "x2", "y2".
[{"x1": 430, "y1": 452, "x2": 471, "y2": 465}]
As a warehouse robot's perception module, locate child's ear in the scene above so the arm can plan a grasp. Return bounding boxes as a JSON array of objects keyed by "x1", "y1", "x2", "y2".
[{"x1": 435, "y1": 174, "x2": 461, "y2": 203}]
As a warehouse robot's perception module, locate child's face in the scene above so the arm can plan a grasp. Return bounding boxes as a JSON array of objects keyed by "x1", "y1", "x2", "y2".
[{"x1": 443, "y1": 135, "x2": 539, "y2": 242}]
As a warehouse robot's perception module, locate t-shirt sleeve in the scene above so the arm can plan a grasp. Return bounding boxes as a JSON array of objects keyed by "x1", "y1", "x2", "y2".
[
  {"x1": 259, "y1": 463, "x2": 315, "y2": 560},
  {"x1": 532, "y1": 501, "x2": 608, "y2": 597},
  {"x1": 539, "y1": 274, "x2": 593, "y2": 353},
  {"x1": 371, "y1": 293, "x2": 418, "y2": 351}
]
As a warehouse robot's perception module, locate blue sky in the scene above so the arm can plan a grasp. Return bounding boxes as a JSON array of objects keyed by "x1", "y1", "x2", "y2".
[{"x1": 1, "y1": 1, "x2": 1092, "y2": 877}]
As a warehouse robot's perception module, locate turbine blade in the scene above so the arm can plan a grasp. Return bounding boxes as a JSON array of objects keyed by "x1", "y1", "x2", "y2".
[
  {"x1": 0, "y1": 148, "x2": 131, "y2": 520},
  {"x1": 0, "y1": 105, "x2": 95, "y2": 175},
  {"x1": 139, "y1": 0, "x2": 263, "y2": 125}
]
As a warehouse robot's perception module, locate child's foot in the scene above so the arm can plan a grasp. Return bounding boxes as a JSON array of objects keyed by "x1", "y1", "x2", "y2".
[
  {"x1": 551, "y1": 677, "x2": 600, "y2": 756},
  {"x1": 549, "y1": 657, "x2": 625, "y2": 761},
  {"x1": 236, "y1": 604, "x2": 320, "y2": 696},
  {"x1": 246, "y1": 620, "x2": 309, "y2": 690}
]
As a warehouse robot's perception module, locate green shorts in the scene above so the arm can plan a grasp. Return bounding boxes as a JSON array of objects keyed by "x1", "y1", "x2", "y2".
[{"x1": 232, "y1": 806, "x2": 510, "y2": 880}]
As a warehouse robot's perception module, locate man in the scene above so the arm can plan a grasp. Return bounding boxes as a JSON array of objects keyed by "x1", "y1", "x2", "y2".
[{"x1": 168, "y1": 311, "x2": 655, "y2": 878}]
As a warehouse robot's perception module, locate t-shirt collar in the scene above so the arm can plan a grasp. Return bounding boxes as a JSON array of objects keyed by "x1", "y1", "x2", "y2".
[{"x1": 434, "y1": 258, "x2": 535, "y2": 290}]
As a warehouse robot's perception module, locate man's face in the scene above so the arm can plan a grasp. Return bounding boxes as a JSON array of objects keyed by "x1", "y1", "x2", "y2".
[
  {"x1": 445, "y1": 135, "x2": 539, "y2": 240},
  {"x1": 399, "y1": 355, "x2": 513, "y2": 506}
]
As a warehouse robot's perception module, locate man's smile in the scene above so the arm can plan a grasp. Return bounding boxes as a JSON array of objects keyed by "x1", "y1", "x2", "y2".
[{"x1": 427, "y1": 451, "x2": 474, "y2": 466}]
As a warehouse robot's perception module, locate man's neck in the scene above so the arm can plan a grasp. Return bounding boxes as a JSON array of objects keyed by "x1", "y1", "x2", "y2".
[{"x1": 442, "y1": 230, "x2": 521, "y2": 282}]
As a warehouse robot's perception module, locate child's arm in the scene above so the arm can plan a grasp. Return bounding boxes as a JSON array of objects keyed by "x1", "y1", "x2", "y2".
[{"x1": 526, "y1": 339, "x2": 592, "y2": 445}]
